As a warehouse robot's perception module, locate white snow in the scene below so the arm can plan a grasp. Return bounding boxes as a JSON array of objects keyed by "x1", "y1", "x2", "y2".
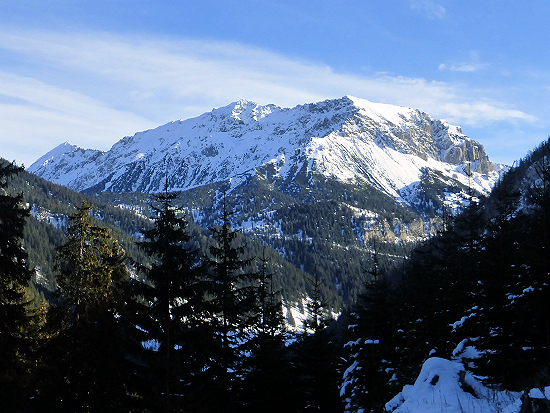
[
  {"x1": 28, "y1": 96, "x2": 500, "y2": 207},
  {"x1": 30, "y1": 142, "x2": 79, "y2": 168},
  {"x1": 347, "y1": 95, "x2": 416, "y2": 127},
  {"x1": 385, "y1": 357, "x2": 521, "y2": 413},
  {"x1": 529, "y1": 387, "x2": 550, "y2": 399},
  {"x1": 30, "y1": 205, "x2": 68, "y2": 230}
]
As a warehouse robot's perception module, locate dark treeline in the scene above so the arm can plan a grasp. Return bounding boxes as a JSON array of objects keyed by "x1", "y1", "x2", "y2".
[
  {"x1": 341, "y1": 137, "x2": 550, "y2": 412},
  {"x1": 3, "y1": 138, "x2": 550, "y2": 412}
]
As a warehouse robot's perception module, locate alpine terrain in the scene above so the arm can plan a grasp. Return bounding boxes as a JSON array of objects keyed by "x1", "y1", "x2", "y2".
[
  {"x1": 29, "y1": 95, "x2": 502, "y2": 308},
  {"x1": 10, "y1": 96, "x2": 550, "y2": 413}
]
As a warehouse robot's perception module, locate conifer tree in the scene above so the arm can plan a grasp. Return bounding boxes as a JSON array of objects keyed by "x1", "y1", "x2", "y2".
[
  {"x1": 130, "y1": 189, "x2": 205, "y2": 412},
  {"x1": 54, "y1": 201, "x2": 128, "y2": 312},
  {"x1": 519, "y1": 146, "x2": 550, "y2": 386},
  {"x1": 385, "y1": 196, "x2": 485, "y2": 392},
  {"x1": 241, "y1": 246, "x2": 296, "y2": 413},
  {"x1": 0, "y1": 161, "x2": 36, "y2": 410},
  {"x1": 256, "y1": 246, "x2": 286, "y2": 339},
  {"x1": 341, "y1": 239, "x2": 396, "y2": 412},
  {"x1": 475, "y1": 145, "x2": 550, "y2": 389},
  {"x1": 471, "y1": 169, "x2": 527, "y2": 387},
  {"x1": 201, "y1": 193, "x2": 259, "y2": 412},
  {"x1": 293, "y1": 267, "x2": 343, "y2": 412},
  {"x1": 401, "y1": 194, "x2": 484, "y2": 364},
  {"x1": 41, "y1": 200, "x2": 132, "y2": 411}
]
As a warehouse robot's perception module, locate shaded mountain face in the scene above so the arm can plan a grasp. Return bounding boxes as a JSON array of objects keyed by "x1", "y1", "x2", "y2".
[{"x1": 28, "y1": 96, "x2": 503, "y2": 308}]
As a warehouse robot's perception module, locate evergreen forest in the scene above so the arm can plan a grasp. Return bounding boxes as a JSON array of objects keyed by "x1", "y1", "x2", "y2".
[{"x1": 2, "y1": 138, "x2": 550, "y2": 412}]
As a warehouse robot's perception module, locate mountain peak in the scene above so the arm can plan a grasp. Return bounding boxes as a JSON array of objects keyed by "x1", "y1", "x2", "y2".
[
  {"x1": 28, "y1": 96, "x2": 500, "y2": 205},
  {"x1": 30, "y1": 142, "x2": 78, "y2": 169},
  {"x1": 346, "y1": 95, "x2": 416, "y2": 124},
  {"x1": 210, "y1": 99, "x2": 281, "y2": 125},
  {"x1": 28, "y1": 142, "x2": 104, "y2": 188}
]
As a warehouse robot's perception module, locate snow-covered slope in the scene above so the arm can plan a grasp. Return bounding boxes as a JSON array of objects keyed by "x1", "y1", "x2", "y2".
[{"x1": 28, "y1": 96, "x2": 501, "y2": 206}]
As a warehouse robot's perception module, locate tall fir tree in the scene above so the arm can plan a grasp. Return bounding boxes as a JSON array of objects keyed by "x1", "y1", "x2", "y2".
[
  {"x1": 397, "y1": 193, "x2": 484, "y2": 370},
  {"x1": 40, "y1": 200, "x2": 132, "y2": 412},
  {"x1": 341, "y1": 240, "x2": 396, "y2": 413},
  {"x1": 520, "y1": 144, "x2": 550, "y2": 387},
  {"x1": 471, "y1": 167, "x2": 528, "y2": 388},
  {"x1": 0, "y1": 161, "x2": 36, "y2": 411},
  {"x1": 256, "y1": 246, "x2": 286, "y2": 339},
  {"x1": 241, "y1": 246, "x2": 297, "y2": 413},
  {"x1": 293, "y1": 267, "x2": 344, "y2": 413},
  {"x1": 201, "y1": 192, "x2": 259, "y2": 413},
  {"x1": 130, "y1": 189, "x2": 205, "y2": 412},
  {"x1": 475, "y1": 144, "x2": 550, "y2": 389}
]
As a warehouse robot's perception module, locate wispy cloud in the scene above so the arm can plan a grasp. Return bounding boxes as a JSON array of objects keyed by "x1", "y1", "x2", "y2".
[
  {"x1": 0, "y1": 28, "x2": 536, "y2": 166},
  {"x1": 439, "y1": 62, "x2": 489, "y2": 72},
  {"x1": 438, "y1": 100, "x2": 536, "y2": 124},
  {"x1": 409, "y1": 0, "x2": 447, "y2": 19},
  {"x1": 438, "y1": 51, "x2": 489, "y2": 73},
  {"x1": 0, "y1": 70, "x2": 152, "y2": 166}
]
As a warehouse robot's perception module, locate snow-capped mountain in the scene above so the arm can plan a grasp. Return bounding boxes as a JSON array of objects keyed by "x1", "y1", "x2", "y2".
[
  {"x1": 28, "y1": 96, "x2": 504, "y2": 309},
  {"x1": 29, "y1": 96, "x2": 500, "y2": 206}
]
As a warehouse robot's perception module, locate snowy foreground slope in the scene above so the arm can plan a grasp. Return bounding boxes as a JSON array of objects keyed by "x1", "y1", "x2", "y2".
[
  {"x1": 385, "y1": 358, "x2": 522, "y2": 413},
  {"x1": 28, "y1": 96, "x2": 501, "y2": 207}
]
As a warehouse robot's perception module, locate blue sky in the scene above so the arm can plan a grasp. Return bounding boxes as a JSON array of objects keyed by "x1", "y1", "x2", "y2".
[{"x1": 1, "y1": 0, "x2": 549, "y2": 167}]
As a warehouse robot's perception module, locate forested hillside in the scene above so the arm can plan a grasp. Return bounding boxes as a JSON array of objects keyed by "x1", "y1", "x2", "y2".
[
  {"x1": 342, "y1": 137, "x2": 550, "y2": 412},
  {"x1": 5, "y1": 164, "x2": 320, "y2": 311},
  {"x1": 2, "y1": 138, "x2": 550, "y2": 412},
  {"x1": 0, "y1": 161, "x2": 346, "y2": 412},
  {"x1": 7, "y1": 164, "x2": 153, "y2": 296}
]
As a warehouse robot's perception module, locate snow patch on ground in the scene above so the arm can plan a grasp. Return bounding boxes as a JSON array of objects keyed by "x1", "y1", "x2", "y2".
[
  {"x1": 385, "y1": 357, "x2": 521, "y2": 413},
  {"x1": 30, "y1": 205, "x2": 68, "y2": 230}
]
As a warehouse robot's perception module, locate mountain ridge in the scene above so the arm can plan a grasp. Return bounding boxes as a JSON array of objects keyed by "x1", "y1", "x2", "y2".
[
  {"x1": 28, "y1": 96, "x2": 502, "y2": 212},
  {"x1": 28, "y1": 95, "x2": 505, "y2": 306}
]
